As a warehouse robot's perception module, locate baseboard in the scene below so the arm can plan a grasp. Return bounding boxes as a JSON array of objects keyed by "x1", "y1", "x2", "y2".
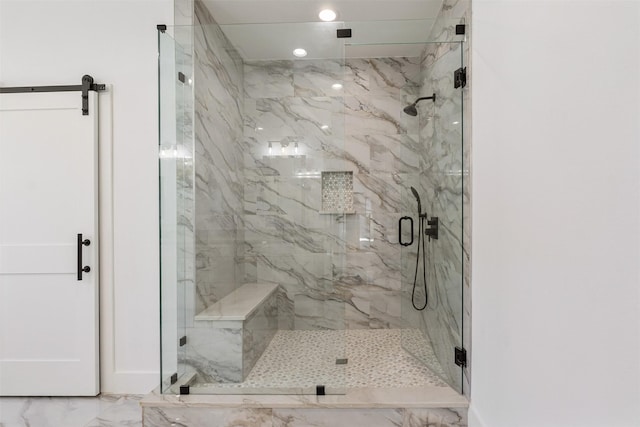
[{"x1": 100, "y1": 371, "x2": 158, "y2": 395}]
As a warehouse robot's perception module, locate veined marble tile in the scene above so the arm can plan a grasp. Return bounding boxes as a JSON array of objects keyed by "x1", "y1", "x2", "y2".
[
  {"x1": 369, "y1": 291, "x2": 404, "y2": 329},
  {"x1": 403, "y1": 408, "x2": 468, "y2": 427},
  {"x1": 353, "y1": 172, "x2": 401, "y2": 215},
  {"x1": 368, "y1": 57, "x2": 421, "y2": 98},
  {"x1": 193, "y1": 0, "x2": 246, "y2": 326},
  {"x1": 84, "y1": 395, "x2": 144, "y2": 427},
  {"x1": 183, "y1": 325, "x2": 243, "y2": 383},
  {"x1": 343, "y1": 94, "x2": 409, "y2": 136},
  {"x1": 343, "y1": 59, "x2": 371, "y2": 98},
  {"x1": 243, "y1": 289, "x2": 278, "y2": 375},
  {"x1": 144, "y1": 407, "x2": 272, "y2": 427},
  {"x1": 293, "y1": 59, "x2": 346, "y2": 98},
  {"x1": 344, "y1": 290, "x2": 371, "y2": 329},
  {"x1": 245, "y1": 97, "x2": 337, "y2": 140},
  {"x1": 245, "y1": 61, "x2": 294, "y2": 99},
  {"x1": 294, "y1": 294, "x2": 345, "y2": 330},
  {"x1": 254, "y1": 176, "x2": 322, "y2": 220},
  {"x1": 334, "y1": 252, "x2": 401, "y2": 291},
  {"x1": 369, "y1": 134, "x2": 421, "y2": 174},
  {"x1": 257, "y1": 253, "x2": 333, "y2": 298},
  {"x1": 0, "y1": 395, "x2": 142, "y2": 427},
  {"x1": 272, "y1": 408, "x2": 403, "y2": 427}
]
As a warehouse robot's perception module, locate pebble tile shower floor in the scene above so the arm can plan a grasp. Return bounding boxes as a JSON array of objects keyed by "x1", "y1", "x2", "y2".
[{"x1": 194, "y1": 329, "x2": 449, "y2": 392}]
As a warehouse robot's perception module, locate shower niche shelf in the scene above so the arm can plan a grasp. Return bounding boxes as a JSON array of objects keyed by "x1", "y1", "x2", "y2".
[{"x1": 320, "y1": 171, "x2": 355, "y2": 215}]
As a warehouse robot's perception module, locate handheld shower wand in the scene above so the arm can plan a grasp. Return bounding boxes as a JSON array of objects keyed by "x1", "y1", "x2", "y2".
[
  {"x1": 410, "y1": 186, "x2": 422, "y2": 216},
  {"x1": 409, "y1": 187, "x2": 428, "y2": 310}
]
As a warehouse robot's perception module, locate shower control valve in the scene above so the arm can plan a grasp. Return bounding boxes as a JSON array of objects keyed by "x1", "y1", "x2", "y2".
[{"x1": 425, "y1": 217, "x2": 439, "y2": 241}]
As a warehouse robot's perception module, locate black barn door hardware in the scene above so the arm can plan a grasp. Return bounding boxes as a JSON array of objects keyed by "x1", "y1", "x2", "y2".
[
  {"x1": 0, "y1": 75, "x2": 105, "y2": 115},
  {"x1": 77, "y1": 233, "x2": 91, "y2": 281}
]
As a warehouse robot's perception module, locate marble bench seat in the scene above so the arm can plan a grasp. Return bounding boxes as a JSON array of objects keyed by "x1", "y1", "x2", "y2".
[
  {"x1": 187, "y1": 283, "x2": 279, "y2": 383},
  {"x1": 195, "y1": 282, "x2": 279, "y2": 322}
]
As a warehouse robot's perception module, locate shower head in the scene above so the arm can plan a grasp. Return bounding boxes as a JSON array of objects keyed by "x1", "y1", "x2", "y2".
[
  {"x1": 403, "y1": 104, "x2": 418, "y2": 116},
  {"x1": 410, "y1": 186, "x2": 422, "y2": 215},
  {"x1": 403, "y1": 93, "x2": 436, "y2": 116}
]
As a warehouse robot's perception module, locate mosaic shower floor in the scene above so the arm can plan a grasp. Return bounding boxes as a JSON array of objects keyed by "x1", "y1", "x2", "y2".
[{"x1": 192, "y1": 329, "x2": 449, "y2": 394}]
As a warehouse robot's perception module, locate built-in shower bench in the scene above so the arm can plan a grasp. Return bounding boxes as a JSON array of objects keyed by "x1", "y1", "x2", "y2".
[
  {"x1": 195, "y1": 282, "x2": 279, "y2": 322},
  {"x1": 188, "y1": 283, "x2": 279, "y2": 383}
]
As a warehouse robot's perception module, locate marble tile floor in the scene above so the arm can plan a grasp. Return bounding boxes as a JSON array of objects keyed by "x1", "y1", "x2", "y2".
[
  {"x1": 0, "y1": 394, "x2": 143, "y2": 427},
  {"x1": 190, "y1": 328, "x2": 450, "y2": 393}
]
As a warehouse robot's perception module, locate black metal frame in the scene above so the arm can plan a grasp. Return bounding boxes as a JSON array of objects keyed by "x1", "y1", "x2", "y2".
[
  {"x1": 454, "y1": 67, "x2": 467, "y2": 89},
  {"x1": 0, "y1": 75, "x2": 105, "y2": 115},
  {"x1": 337, "y1": 28, "x2": 352, "y2": 38},
  {"x1": 455, "y1": 346, "x2": 467, "y2": 367}
]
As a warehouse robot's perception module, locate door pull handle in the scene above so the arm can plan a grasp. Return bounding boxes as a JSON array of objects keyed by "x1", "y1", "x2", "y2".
[
  {"x1": 77, "y1": 233, "x2": 91, "y2": 280},
  {"x1": 399, "y1": 216, "x2": 414, "y2": 246}
]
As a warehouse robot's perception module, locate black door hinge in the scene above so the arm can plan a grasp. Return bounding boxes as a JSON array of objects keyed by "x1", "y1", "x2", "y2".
[
  {"x1": 337, "y1": 29, "x2": 352, "y2": 38},
  {"x1": 179, "y1": 385, "x2": 190, "y2": 395},
  {"x1": 454, "y1": 67, "x2": 467, "y2": 89},
  {"x1": 179, "y1": 336, "x2": 187, "y2": 346},
  {"x1": 456, "y1": 24, "x2": 466, "y2": 35},
  {"x1": 157, "y1": 24, "x2": 167, "y2": 32},
  {"x1": 316, "y1": 385, "x2": 326, "y2": 395},
  {"x1": 455, "y1": 346, "x2": 467, "y2": 367},
  {"x1": 170, "y1": 373, "x2": 178, "y2": 384},
  {"x1": 178, "y1": 72, "x2": 186, "y2": 83}
]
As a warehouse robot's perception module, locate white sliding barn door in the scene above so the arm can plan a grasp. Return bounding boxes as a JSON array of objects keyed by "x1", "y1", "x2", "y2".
[{"x1": 0, "y1": 91, "x2": 99, "y2": 396}]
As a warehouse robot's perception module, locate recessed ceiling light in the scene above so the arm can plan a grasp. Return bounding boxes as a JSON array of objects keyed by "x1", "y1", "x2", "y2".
[
  {"x1": 331, "y1": 83, "x2": 343, "y2": 90},
  {"x1": 293, "y1": 48, "x2": 307, "y2": 58},
  {"x1": 319, "y1": 9, "x2": 337, "y2": 22},
  {"x1": 321, "y1": 125, "x2": 329, "y2": 130}
]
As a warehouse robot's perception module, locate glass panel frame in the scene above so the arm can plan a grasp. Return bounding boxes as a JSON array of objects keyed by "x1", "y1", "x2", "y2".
[{"x1": 159, "y1": 28, "x2": 194, "y2": 394}]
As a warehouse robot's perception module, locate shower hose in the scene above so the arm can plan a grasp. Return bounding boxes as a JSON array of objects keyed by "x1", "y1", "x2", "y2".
[{"x1": 412, "y1": 215, "x2": 428, "y2": 311}]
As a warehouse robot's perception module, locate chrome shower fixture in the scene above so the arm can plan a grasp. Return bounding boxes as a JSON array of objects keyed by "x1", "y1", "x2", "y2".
[{"x1": 403, "y1": 93, "x2": 436, "y2": 116}]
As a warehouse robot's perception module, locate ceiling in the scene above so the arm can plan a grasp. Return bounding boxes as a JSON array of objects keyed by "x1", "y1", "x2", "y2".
[{"x1": 200, "y1": 0, "x2": 447, "y2": 60}]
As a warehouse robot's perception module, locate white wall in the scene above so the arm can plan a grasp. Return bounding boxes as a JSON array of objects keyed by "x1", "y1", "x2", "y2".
[
  {"x1": 471, "y1": 1, "x2": 640, "y2": 426},
  {"x1": 0, "y1": 0, "x2": 173, "y2": 393}
]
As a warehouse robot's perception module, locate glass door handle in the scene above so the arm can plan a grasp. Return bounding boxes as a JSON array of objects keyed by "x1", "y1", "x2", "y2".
[{"x1": 399, "y1": 216, "x2": 414, "y2": 246}]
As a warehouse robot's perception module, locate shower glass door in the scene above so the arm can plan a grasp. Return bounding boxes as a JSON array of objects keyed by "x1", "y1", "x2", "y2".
[{"x1": 397, "y1": 40, "x2": 466, "y2": 394}]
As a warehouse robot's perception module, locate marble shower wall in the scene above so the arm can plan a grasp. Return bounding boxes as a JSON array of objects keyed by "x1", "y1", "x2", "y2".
[
  {"x1": 242, "y1": 57, "x2": 424, "y2": 330},
  {"x1": 193, "y1": 0, "x2": 245, "y2": 313},
  {"x1": 401, "y1": 0, "x2": 472, "y2": 395}
]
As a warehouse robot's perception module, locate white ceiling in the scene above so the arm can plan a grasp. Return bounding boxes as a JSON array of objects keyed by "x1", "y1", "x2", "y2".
[{"x1": 201, "y1": 0, "x2": 446, "y2": 60}]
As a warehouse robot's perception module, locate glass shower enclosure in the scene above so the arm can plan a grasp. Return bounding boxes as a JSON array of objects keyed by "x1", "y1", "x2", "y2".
[{"x1": 159, "y1": 16, "x2": 466, "y2": 396}]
